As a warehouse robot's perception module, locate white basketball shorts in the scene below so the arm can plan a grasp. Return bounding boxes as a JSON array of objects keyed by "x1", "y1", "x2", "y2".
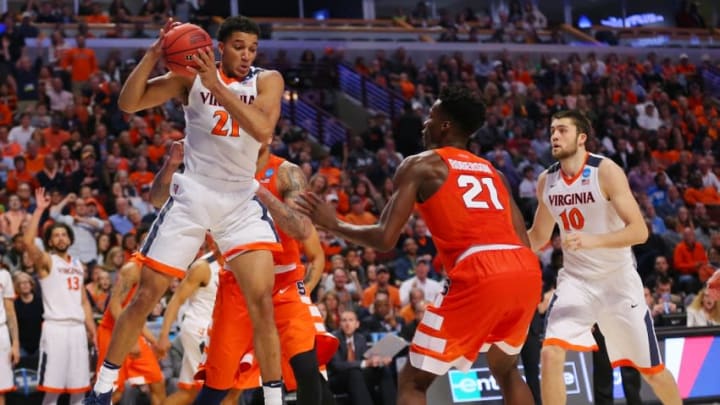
[{"x1": 544, "y1": 268, "x2": 664, "y2": 373}]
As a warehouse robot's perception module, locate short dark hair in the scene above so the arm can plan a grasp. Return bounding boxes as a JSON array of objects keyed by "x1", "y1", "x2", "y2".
[
  {"x1": 551, "y1": 110, "x2": 593, "y2": 138},
  {"x1": 217, "y1": 16, "x2": 260, "y2": 42},
  {"x1": 44, "y1": 223, "x2": 75, "y2": 249},
  {"x1": 437, "y1": 84, "x2": 486, "y2": 136}
]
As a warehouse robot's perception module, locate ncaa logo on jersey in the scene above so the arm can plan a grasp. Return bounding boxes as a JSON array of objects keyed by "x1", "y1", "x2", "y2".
[
  {"x1": 260, "y1": 168, "x2": 274, "y2": 183},
  {"x1": 581, "y1": 167, "x2": 591, "y2": 185}
]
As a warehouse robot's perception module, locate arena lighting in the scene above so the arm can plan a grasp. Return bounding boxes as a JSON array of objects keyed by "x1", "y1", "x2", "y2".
[
  {"x1": 601, "y1": 13, "x2": 665, "y2": 28},
  {"x1": 577, "y1": 15, "x2": 592, "y2": 29}
]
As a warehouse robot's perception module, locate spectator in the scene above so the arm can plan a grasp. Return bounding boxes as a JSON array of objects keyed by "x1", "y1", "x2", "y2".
[
  {"x1": 61, "y1": 35, "x2": 98, "y2": 92},
  {"x1": 361, "y1": 265, "x2": 401, "y2": 309},
  {"x1": 673, "y1": 227, "x2": 708, "y2": 293},
  {"x1": 361, "y1": 290, "x2": 404, "y2": 335},
  {"x1": 0, "y1": 194, "x2": 30, "y2": 237},
  {"x1": 49, "y1": 193, "x2": 104, "y2": 265},
  {"x1": 329, "y1": 310, "x2": 396, "y2": 405},
  {"x1": 398, "y1": 256, "x2": 442, "y2": 307},
  {"x1": 8, "y1": 113, "x2": 35, "y2": 152},
  {"x1": 13, "y1": 272, "x2": 42, "y2": 361},
  {"x1": 345, "y1": 195, "x2": 377, "y2": 226},
  {"x1": 686, "y1": 288, "x2": 720, "y2": 326},
  {"x1": 684, "y1": 172, "x2": 720, "y2": 206}
]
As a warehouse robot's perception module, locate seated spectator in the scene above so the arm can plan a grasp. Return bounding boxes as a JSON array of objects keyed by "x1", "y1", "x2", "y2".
[
  {"x1": 345, "y1": 195, "x2": 378, "y2": 226},
  {"x1": 649, "y1": 275, "x2": 684, "y2": 324},
  {"x1": 361, "y1": 291, "x2": 404, "y2": 336},
  {"x1": 361, "y1": 265, "x2": 401, "y2": 309},
  {"x1": 399, "y1": 287, "x2": 425, "y2": 324},
  {"x1": 392, "y1": 237, "x2": 421, "y2": 282},
  {"x1": 644, "y1": 255, "x2": 679, "y2": 293},
  {"x1": 684, "y1": 172, "x2": 720, "y2": 206},
  {"x1": 398, "y1": 257, "x2": 442, "y2": 307},
  {"x1": 329, "y1": 310, "x2": 396, "y2": 405},
  {"x1": 673, "y1": 227, "x2": 708, "y2": 294},
  {"x1": 686, "y1": 288, "x2": 720, "y2": 326}
]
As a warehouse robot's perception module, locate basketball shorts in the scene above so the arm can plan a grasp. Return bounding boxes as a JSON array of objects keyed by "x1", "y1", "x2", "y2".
[
  {"x1": 0, "y1": 325, "x2": 15, "y2": 393},
  {"x1": 97, "y1": 325, "x2": 163, "y2": 391},
  {"x1": 137, "y1": 172, "x2": 282, "y2": 279},
  {"x1": 199, "y1": 270, "x2": 338, "y2": 390},
  {"x1": 544, "y1": 268, "x2": 664, "y2": 373},
  {"x1": 409, "y1": 247, "x2": 542, "y2": 375},
  {"x1": 177, "y1": 322, "x2": 210, "y2": 390},
  {"x1": 38, "y1": 321, "x2": 90, "y2": 394}
]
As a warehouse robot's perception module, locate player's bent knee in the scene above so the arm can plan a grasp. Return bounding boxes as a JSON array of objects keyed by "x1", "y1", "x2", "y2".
[
  {"x1": 399, "y1": 364, "x2": 436, "y2": 392},
  {"x1": 540, "y1": 345, "x2": 565, "y2": 365}
]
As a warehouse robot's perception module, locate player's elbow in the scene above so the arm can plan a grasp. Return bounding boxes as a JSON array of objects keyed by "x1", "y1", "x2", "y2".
[
  {"x1": 633, "y1": 223, "x2": 649, "y2": 245},
  {"x1": 118, "y1": 99, "x2": 140, "y2": 114}
]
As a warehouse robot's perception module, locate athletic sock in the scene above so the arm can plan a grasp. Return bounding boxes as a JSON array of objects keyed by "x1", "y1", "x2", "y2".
[
  {"x1": 263, "y1": 380, "x2": 283, "y2": 405},
  {"x1": 93, "y1": 360, "x2": 120, "y2": 394}
]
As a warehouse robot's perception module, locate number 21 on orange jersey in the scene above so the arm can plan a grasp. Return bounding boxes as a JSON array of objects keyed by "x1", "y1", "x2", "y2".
[
  {"x1": 457, "y1": 174, "x2": 504, "y2": 209},
  {"x1": 211, "y1": 111, "x2": 240, "y2": 137}
]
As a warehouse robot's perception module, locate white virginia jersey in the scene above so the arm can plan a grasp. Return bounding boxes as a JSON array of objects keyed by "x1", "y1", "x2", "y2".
[
  {"x1": 181, "y1": 252, "x2": 219, "y2": 328},
  {"x1": 543, "y1": 153, "x2": 635, "y2": 278},
  {"x1": 183, "y1": 66, "x2": 264, "y2": 189},
  {"x1": 0, "y1": 270, "x2": 14, "y2": 325},
  {"x1": 39, "y1": 254, "x2": 85, "y2": 322}
]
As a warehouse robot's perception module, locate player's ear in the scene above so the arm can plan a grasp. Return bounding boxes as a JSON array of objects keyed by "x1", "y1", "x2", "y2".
[{"x1": 217, "y1": 41, "x2": 224, "y2": 56}]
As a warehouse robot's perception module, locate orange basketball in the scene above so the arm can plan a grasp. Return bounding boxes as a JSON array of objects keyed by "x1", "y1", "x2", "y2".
[{"x1": 162, "y1": 23, "x2": 214, "y2": 76}]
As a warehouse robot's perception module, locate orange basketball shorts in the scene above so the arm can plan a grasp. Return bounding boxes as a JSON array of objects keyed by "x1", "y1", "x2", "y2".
[{"x1": 409, "y1": 247, "x2": 542, "y2": 375}]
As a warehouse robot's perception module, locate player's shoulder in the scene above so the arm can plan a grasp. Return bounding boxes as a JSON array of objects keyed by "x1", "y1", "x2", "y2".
[
  {"x1": 256, "y1": 68, "x2": 283, "y2": 84},
  {"x1": 397, "y1": 150, "x2": 439, "y2": 174}
]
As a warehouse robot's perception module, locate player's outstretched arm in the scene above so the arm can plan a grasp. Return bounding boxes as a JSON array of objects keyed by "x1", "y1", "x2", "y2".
[
  {"x1": 297, "y1": 156, "x2": 422, "y2": 252},
  {"x1": 527, "y1": 172, "x2": 556, "y2": 252},
  {"x1": 156, "y1": 260, "x2": 210, "y2": 358},
  {"x1": 23, "y1": 187, "x2": 52, "y2": 277},
  {"x1": 301, "y1": 227, "x2": 325, "y2": 292},
  {"x1": 118, "y1": 19, "x2": 191, "y2": 113},
  {"x1": 149, "y1": 141, "x2": 184, "y2": 208}
]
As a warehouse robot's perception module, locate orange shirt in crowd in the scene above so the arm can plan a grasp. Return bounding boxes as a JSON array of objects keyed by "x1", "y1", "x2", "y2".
[
  {"x1": 6, "y1": 170, "x2": 38, "y2": 193},
  {"x1": 129, "y1": 171, "x2": 154, "y2": 192},
  {"x1": 147, "y1": 144, "x2": 166, "y2": 165},
  {"x1": 42, "y1": 127, "x2": 71, "y2": 150},
  {"x1": 651, "y1": 150, "x2": 680, "y2": 168},
  {"x1": 683, "y1": 186, "x2": 720, "y2": 206},
  {"x1": 25, "y1": 154, "x2": 45, "y2": 175},
  {"x1": 344, "y1": 211, "x2": 377, "y2": 226},
  {"x1": 61, "y1": 47, "x2": 98, "y2": 82},
  {"x1": 673, "y1": 241, "x2": 708, "y2": 275},
  {"x1": 361, "y1": 285, "x2": 401, "y2": 309}
]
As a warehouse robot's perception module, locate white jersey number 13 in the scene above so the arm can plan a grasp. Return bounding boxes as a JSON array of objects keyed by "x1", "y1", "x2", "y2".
[{"x1": 458, "y1": 174, "x2": 504, "y2": 209}]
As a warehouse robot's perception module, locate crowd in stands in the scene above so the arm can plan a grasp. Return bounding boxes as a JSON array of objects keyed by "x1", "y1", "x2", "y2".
[{"x1": 0, "y1": 0, "x2": 719, "y2": 402}]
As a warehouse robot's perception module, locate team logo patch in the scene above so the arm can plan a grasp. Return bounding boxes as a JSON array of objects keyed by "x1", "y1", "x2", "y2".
[
  {"x1": 581, "y1": 168, "x2": 591, "y2": 185},
  {"x1": 265, "y1": 168, "x2": 274, "y2": 178},
  {"x1": 296, "y1": 280, "x2": 306, "y2": 296}
]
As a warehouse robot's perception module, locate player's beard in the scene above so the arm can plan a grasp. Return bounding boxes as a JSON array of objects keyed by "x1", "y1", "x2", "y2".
[
  {"x1": 551, "y1": 135, "x2": 580, "y2": 160},
  {"x1": 52, "y1": 243, "x2": 69, "y2": 254}
]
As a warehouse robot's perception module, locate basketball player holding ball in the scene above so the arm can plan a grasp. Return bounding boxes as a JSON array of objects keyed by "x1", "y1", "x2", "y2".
[{"x1": 85, "y1": 16, "x2": 286, "y2": 405}]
